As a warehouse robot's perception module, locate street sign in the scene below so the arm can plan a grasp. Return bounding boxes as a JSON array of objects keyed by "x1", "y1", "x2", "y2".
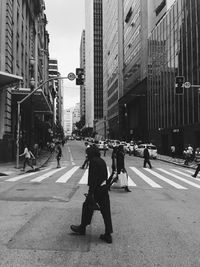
[
  {"x1": 184, "y1": 82, "x2": 191, "y2": 89},
  {"x1": 67, "y1": 72, "x2": 76, "y2": 81}
]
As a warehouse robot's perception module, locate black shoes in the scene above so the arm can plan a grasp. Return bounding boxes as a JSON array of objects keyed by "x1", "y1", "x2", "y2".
[
  {"x1": 191, "y1": 174, "x2": 196, "y2": 178},
  {"x1": 99, "y1": 234, "x2": 112, "y2": 244},
  {"x1": 124, "y1": 186, "x2": 131, "y2": 192},
  {"x1": 70, "y1": 225, "x2": 86, "y2": 235}
]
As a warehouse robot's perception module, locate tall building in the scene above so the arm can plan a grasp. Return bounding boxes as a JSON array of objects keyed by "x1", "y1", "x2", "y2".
[
  {"x1": 85, "y1": 0, "x2": 103, "y2": 128},
  {"x1": 102, "y1": 0, "x2": 123, "y2": 139},
  {"x1": 148, "y1": 0, "x2": 200, "y2": 155},
  {"x1": 63, "y1": 108, "x2": 73, "y2": 136},
  {"x1": 148, "y1": 0, "x2": 176, "y2": 36},
  {"x1": 80, "y1": 30, "x2": 86, "y2": 121},
  {"x1": 73, "y1": 103, "x2": 80, "y2": 126},
  {"x1": 120, "y1": 0, "x2": 149, "y2": 141},
  {"x1": 48, "y1": 59, "x2": 63, "y2": 131},
  {"x1": 0, "y1": 0, "x2": 53, "y2": 161}
]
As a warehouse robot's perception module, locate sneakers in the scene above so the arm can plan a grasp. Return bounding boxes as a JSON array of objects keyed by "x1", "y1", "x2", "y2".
[
  {"x1": 99, "y1": 234, "x2": 112, "y2": 244},
  {"x1": 70, "y1": 225, "x2": 86, "y2": 235}
]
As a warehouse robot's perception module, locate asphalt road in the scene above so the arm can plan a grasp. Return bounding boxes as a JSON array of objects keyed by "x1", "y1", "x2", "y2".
[{"x1": 0, "y1": 141, "x2": 200, "y2": 267}]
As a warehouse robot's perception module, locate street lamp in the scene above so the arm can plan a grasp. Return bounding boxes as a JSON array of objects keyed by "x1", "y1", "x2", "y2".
[{"x1": 16, "y1": 75, "x2": 76, "y2": 168}]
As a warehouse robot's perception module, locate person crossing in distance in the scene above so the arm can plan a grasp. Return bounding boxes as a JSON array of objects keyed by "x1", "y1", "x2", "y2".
[
  {"x1": 143, "y1": 145, "x2": 152, "y2": 169},
  {"x1": 116, "y1": 145, "x2": 131, "y2": 192},
  {"x1": 80, "y1": 141, "x2": 90, "y2": 169},
  {"x1": 19, "y1": 144, "x2": 35, "y2": 171},
  {"x1": 55, "y1": 142, "x2": 62, "y2": 168},
  {"x1": 70, "y1": 145, "x2": 113, "y2": 244}
]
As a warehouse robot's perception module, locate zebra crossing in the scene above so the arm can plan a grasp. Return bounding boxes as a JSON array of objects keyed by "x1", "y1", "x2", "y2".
[{"x1": 1, "y1": 166, "x2": 200, "y2": 190}]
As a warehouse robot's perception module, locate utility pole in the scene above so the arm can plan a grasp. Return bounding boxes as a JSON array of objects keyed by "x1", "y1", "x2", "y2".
[{"x1": 16, "y1": 74, "x2": 76, "y2": 168}]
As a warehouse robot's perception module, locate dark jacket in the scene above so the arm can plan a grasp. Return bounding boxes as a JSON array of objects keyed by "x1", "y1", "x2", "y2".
[
  {"x1": 143, "y1": 147, "x2": 150, "y2": 159},
  {"x1": 116, "y1": 146, "x2": 125, "y2": 173},
  {"x1": 87, "y1": 147, "x2": 108, "y2": 195}
]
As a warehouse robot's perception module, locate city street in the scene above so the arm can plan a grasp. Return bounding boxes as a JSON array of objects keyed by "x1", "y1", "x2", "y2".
[{"x1": 0, "y1": 141, "x2": 200, "y2": 266}]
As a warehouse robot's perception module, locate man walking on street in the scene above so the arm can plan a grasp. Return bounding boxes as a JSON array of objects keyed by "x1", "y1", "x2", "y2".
[
  {"x1": 70, "y1": 145, "x2": 113, "y2": 243},
  {"x1": 143, "y1": 145, "x2": 152, "y2": 169}
]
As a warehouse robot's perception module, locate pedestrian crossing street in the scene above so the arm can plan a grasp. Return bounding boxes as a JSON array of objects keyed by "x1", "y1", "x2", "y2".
[{"x1": 1, "y1": 166, "x2": 200, "y2": 190}]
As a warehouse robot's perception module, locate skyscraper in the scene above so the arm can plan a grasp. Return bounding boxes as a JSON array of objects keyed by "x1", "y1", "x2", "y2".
[{"x1": 85, "y1": 0, "x2": 103, "y2": 128}]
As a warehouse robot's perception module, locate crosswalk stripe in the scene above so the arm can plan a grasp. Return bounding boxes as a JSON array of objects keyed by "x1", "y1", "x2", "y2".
[
  {"x1": 157, "y1": 168, "x2": 200, "y2": 188},
  {"x1": 79, "y1": 169, "x2": 88, "y2": 184},
  {"x1": 30, "y1": 167, "x2": 65, "y2": 182},
  {"x1": 5, "y1": 168, "x2": 50, "y2": 182},
  {"x1": 56, "y1": 166, "x2": 79, "y2": 183},
  {"x1": 130, "y1": 167, "x2": 162, "y2": 188},
  {"x1": 145, "y1": 169, "x2": 187, "y2": 189}
]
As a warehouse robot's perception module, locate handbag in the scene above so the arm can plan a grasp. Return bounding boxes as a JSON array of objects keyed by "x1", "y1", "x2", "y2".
[
  {"x1": 84, "y1": 193, "x2": 100, "y2": 211},
  {"x1": 118, "y1": 171, "x2": 128, "y2": 187}
]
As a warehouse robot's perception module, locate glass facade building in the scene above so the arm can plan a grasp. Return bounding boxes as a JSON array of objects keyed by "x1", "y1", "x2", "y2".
[{"x1": 148, "y1": 0, "x2": 200, "y2": 155}]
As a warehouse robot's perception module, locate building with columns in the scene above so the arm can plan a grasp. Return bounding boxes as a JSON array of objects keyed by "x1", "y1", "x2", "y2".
[{"x1": 0, "y1": 0, "x2": 53, "y2": 161}]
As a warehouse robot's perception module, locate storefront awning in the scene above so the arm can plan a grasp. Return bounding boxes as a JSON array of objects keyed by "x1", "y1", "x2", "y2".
[
  {"x1": 0, "y1": 71, "x2": 23, "y2": 87},
  {"x1": 12, "y1": 88, "x2": 53, "y2": 113}
]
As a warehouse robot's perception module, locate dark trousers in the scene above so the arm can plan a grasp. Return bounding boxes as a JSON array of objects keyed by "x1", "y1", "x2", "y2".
[
  {"x1": 81, "y1": 185, "x2": 113, "y2": 234},
  {"x1": 194, "y1": 164, "x2": 200, "y2": 177},
  {"x1": 23, "y1": 158, "x2": 33, "y2": 170},
  {"x1": 143, "y1": 158, "x2": 152, "y2": 168},
  {"x1": 82, "y1": 157, "x2": 89, "y2": 168}
]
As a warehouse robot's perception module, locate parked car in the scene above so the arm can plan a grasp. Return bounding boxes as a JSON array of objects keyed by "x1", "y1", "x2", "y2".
[
  {"x1": 97, "y1": 141, "x2": 108, "y2": 150},
  {"x1": 135, "y1": 143, "x2": 157, "y2": 159}
]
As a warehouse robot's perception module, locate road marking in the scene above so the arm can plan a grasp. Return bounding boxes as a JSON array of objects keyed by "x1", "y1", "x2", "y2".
[
  {"x1": 157, "y1": 168, "x2": 200, "y2": 188},
  {"x1": 5, "y1": 168, "x2": 50, "y2": 182},
  {"x1": 56, "y1": 166, "x2": 79, "y2": 183},
  {"x1": 79, "y1": 169, "x2": 88, "y2": 184},
  {"x1": 67, "y1": 146, "x2": 75, "y2": 166},
  {"x1": 130, "y1": 167, "x2": 162, "y2": 188},
  {"x1": 145, "y1": 169, "x2": 187, "y2": 189},
  {"x1": 30, "y1": 167, "x2": 65, "y2": 182}
]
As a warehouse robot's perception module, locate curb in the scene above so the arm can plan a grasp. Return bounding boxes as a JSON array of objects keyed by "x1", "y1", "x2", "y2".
[{"x1": 157, "y1": 157, "x2": 196, "y2": 169}]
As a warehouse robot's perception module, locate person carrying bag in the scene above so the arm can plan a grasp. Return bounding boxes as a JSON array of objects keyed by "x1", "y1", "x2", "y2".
[
  {"x1": 116, "y1": 145, "x2": 131, "y2": 192},
  {"x1": 70, "y1": 145, "x2": 113, "y2": 244}
]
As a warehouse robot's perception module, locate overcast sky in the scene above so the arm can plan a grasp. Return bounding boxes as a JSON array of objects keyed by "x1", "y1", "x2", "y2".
[{"x1": 45, "y1": 0, "x2": 85, "y2": 109}]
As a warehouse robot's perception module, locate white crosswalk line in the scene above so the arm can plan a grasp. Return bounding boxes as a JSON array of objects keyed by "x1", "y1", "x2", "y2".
[
  {"x1": 5, "y1": 168, "x2": 50, "y2": 182},
  {"x1": 56, "y1": 166, "x2": 79, "y2": 183},
  {"x1": 30, "y1": 167, "x2": 65, "y2": 182},
  {"x1": 130, "y1": 167, "x2": 162, "y2": 188},
  {"x1": 157, "y1": 168, "x2": 200, "y2": 188},
  {"x1": 127, "y1": 175, "x2": 137, "y2": 186},
  {"x1": 145, "y1": 169, "x2": 187, "y2": 189},
  {"x1": 79, "y1": 169, "x2": 88, "y2": 184}
]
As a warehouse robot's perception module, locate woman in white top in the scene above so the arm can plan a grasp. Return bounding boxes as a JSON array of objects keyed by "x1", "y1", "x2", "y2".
[{"x1": 19, "y1": 145, "x2": 35, "y2": 171}]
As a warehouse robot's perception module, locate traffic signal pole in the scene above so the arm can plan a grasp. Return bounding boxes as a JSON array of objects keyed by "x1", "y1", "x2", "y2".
[{"x1": 16, "y1": 75, "x2": 74, "y2": 169}]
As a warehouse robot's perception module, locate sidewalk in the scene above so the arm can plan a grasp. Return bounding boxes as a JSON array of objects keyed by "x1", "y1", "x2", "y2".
[
  {"x1": 157, "y1": 154, "x2": 197, "y2": 169},
  {"x1": 0, "y1": 149, "x2": 53, "y2": 176}
]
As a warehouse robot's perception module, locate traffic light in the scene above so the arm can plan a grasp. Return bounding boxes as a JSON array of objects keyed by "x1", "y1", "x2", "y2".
[
  {"x1": 76, "y1": 68, "x2": 84, "y2": 85},
  {"x1": 175, "y1": 76, "x2": 184, "y2": 94}
]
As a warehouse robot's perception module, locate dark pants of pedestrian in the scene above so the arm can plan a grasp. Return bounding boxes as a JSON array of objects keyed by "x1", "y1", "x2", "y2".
[
  {"x1": 82, "y1": 157, "x2": 89, "y2": 169},
  {"x1": 193, "y1": 164, "x2": 200, "y2": 177},
  {"x1": 107, "y1": 171, "x2": 117, "y2": 188},
  {"x1": 143, "y1": 158, "x2": 152, "y2": 168},
  {"x1": 23, "y1": 158, "x2": 34, "y2": 170},
  {"x1": 81, "y1": 185, "x2": 113, "y2": 234}
]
